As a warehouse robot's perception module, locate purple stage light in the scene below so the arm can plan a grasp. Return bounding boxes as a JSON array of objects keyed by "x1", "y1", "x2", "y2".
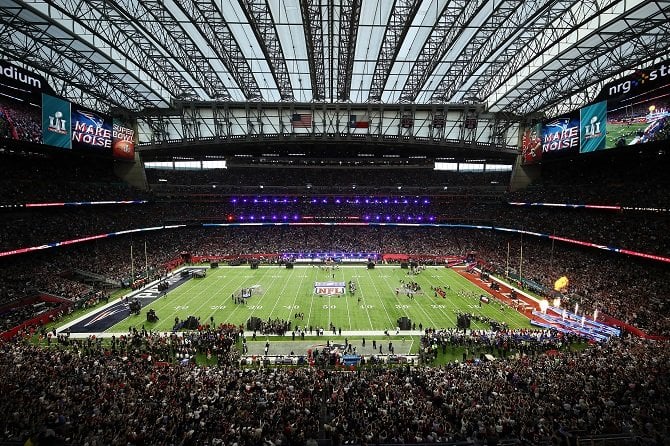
[{"x1": 231, "y1": 198, "x2": 237, "y2": 203}]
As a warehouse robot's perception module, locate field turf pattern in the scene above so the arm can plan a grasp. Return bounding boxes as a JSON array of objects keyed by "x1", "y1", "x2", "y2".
[
  {"x1": 106, "y1": 266, "x2": 532, "y2": 333},
  {"x1": 606, "y1": 122, "x2": 647, "y2": 148}
]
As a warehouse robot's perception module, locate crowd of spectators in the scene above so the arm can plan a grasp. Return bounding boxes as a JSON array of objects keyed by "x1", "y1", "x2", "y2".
[
  {"x1": 508, "y1": 150, "x2": 670, "y2": 208},
  {"x1": 0, "y1": 151, "x2": 148, "y2": 204},
  {"x1": 0, "y1": 148, "x2": 669, "y2": 444},
  {"x1": 420, "y1": 327, "x2": 584, "y2": 363},
  {"x1": 0, "y1": 101, "x2": 42, "y2": 143},
  {"x1": 145, "y1": 165, "x2": 510, "y2": 195},
  {"x1": 2, "y1": 197, "x2": 668, "y2": 260},
  {"x1": 0, "y1": 300, "x2": 62, "y2": 333},
  {"x1": 0, "y1": 335, "x2": 667, "y2": 445},
  {"x1": 491, "y1": 206, "x2": 670, "y2": 256},
  {"x1": 1, "y1": 225, "x2": 668, "y2": 337}
]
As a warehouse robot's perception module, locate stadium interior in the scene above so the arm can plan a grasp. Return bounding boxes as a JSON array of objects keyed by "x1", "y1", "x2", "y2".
[{"x1": 0, "y1": 1, "x2": 669, "y2": 445}]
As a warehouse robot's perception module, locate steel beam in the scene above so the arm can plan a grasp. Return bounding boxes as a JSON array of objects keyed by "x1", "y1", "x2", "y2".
[
  {"x1": 399, "y1": 0, "x2": 488, "y2": 103},
  {"x1": 299, "y1": 0, "x2": 326, "y2": 101},
  {"x1": 367, "y1": 0, "x2": 421, "y2": 102},
  {"x1": 238, "y1": 0, "x2": 294, "y2": 101},
  {"x1": 336, "y1": 0, "x2": 361, "y2": 101}
]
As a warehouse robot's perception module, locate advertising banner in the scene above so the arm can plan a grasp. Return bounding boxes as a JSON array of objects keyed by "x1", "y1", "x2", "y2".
[
  {"x1": 0, "y1": 61, "x2": 50, "y2": 144},
  {"x1": 112, "y1": 118, "x2": 135, "y2": 160},
  {"x1": 540, "y1": 114, "x2": 580, "y2": 160},
  {"x1": 602, "y1": 61, "x2": 670, "y2": 149},
  {"x1": 520, "y1": 123, "x2": 542, "y2": 164},
  {"x1": 579, "y1": 101, "x2": 607, "y2": 153},
  {"x1": 71, "y1": 106, "x2": 112, "y2": 155},
  {"x1": 42, "y1": 94, "x2": 71, "y2": 149}
]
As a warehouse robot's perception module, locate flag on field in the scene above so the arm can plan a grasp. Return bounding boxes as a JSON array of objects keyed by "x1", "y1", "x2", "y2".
[
  {"x1": 432, "y1": 115, "x2": 445, "y2": 128},
  {"x1": 290, "y1": 113, "x2": 312, "y2": 128},
  {"x1": 349, "y1": 115, "x2": 369, "y2": 128},
  {"x1": 400, "y1": 114, "x2": 414, "y2": 128}
]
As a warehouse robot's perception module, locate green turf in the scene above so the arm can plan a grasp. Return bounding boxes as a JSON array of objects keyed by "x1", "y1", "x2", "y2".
[
  {"x1": 606, "y1": 122, "x2": 647, "y2": 148},
  {"x1": 105, "y1": 266, "x2": 532, "y2": 333}
]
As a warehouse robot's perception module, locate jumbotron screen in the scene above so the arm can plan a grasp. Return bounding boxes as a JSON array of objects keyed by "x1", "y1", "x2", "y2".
[
  {"x1": 523, "y1": 59, "x2": 670, "y2": 164},
  {"x1": 1, "y1": 60, "x2": 135, "y2": 160},
  {"x1": 0, "y1": 61, "x2": 52, "y2": 145}
]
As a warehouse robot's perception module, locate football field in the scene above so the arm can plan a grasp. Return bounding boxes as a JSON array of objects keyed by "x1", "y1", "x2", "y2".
[{"x1": 106, "y1": 265, "x2": 532, "y2": 333}]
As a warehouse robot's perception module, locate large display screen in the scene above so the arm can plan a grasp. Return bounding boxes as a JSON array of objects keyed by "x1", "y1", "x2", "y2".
[
  {"x1": 520, "y1": 123, "x2": 542, "y2": 164},
  {"x1": 603, "y1": 61, "x2": 670, "y2": 149},
  {"x1": 523, "y1": 60, "x2": 670, "y2": 163},
  {"x1": 539, "y1": 113, "x2": 580, "y2": 160},
  {"x1": 71, "y1": 106, "x2": 113, "y2": 155},
  {"x1": 579, "y1": 100, "x2": 607, "y2": 153},
  {"x1": 0, "y1": 61, "x2": 51, "y2": 145},
  {"x1": 112, "y1": 118, "x2": 136, "y2": 160},
  {"x1": 1, "y1": 61, "x2": 136, "y2": 159},
  {"x1": 42, "y1": 93, "x2": 71, "y2": 149}
]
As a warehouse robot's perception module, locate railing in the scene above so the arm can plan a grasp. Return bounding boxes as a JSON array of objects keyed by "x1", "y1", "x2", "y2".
[{"x1": 576, "y1": 433, "x2": 638, "y2": 445}]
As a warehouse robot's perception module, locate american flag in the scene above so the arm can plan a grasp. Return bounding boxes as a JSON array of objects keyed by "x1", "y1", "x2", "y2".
[{"x1": 290, "y1": 113, "x2": 312, "y2": 128}]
